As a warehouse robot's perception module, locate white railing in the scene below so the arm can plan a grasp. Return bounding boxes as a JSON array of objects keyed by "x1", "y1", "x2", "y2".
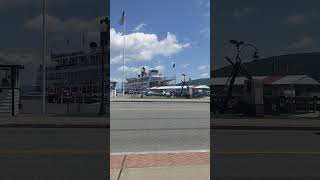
[{"x1": 0, "y1": 88, "x2": 20, "y2": 115}]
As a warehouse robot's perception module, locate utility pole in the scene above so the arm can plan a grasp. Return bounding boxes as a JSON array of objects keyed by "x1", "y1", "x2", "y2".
[
  {"x1": 42, "y1": 0, "x2": 46, "y2": 115},
  {"x1": 99, "y1": 17, "x2": 109, "y2": 115},
  {"x1": 181, "y1": 74, "x2": 188, "y2": 99}
]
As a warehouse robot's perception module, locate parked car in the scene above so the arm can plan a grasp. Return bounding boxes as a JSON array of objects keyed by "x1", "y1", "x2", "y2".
[
  {"x1": 160, "y1": 90, "x2": 171, "y2": 97},
  {"x1": 48, "y1": 88, "x2": 73, "y2": 103}
]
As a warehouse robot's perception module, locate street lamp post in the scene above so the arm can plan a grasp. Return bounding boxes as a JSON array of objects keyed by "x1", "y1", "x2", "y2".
[
  {"x1": 42, "y1": 0, "x2": 46, "y2": 115},
  {"x1": 181, "y1": 74, "x2": 189, "y2": 99},
  {"x1": 98, "y1": 17, "x2": 109, "y2": 115}
]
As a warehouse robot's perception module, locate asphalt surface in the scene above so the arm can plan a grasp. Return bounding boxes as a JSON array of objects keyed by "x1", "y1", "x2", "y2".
[
  {"x1": 0, "y1": 128, "x2": 108, "y2": 180},
  {"x1": 6, "y1": 100, "x2": 320, "y2": 179},
  {"x1": 0, "y1": 101, "x2": 208, "y2": 179},
  {"x1": 213, "y1": 129, "x2": 320, "y2": 179},
  {"x1": 110, "y1": 102, "x2": 210, "y2": 153}
]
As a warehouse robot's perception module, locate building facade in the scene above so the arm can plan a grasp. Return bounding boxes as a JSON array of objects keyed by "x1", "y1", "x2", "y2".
[{"x1": 210, "y1": 75, "x2": 320, "y2": 98}]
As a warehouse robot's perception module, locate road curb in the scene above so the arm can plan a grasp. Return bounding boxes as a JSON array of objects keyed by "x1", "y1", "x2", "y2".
[{"x1": 211, "y1": 125, "x2": 320, "y2": 130}]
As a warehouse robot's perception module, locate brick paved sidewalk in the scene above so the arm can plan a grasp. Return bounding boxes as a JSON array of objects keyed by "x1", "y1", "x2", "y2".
[{"x1": 111, "y1": 152, "x2": 210, "y2": 180}]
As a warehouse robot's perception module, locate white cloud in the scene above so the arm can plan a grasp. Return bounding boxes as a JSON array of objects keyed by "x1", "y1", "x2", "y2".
[
  {"x1": 24, "y1": 15, "x2": 190, "y2": 65},
  {"x1": 287, "y1": 37, "x2": 315, "y2": 51},
  {"x1": 199, "y1": 0, "x2": 210, "y2": 7},
  {"x1": 285, "y1": 14, "x2": 305, "y2": 25},
  {"x1": 233, "y1": 8, "x2": 257, "y2": 19},
  {"x1": 200, "y1": 73, "x2": 209, "y2": 78},
  {"x1": 132, "y1": 23, "x2": 147, "y2": 32},
  {"x1": 111, "y1": 28, "x2": 190, "y2": 64},
  {"x1": 155, "y1": 65, "x2": 165, "y2": 71},
  {"x1": 181, "y1": 64, "x2": 191, "y2": 68},
  {"x1": 199, "y1": 0, "x2": 210, "y2": 17},
  {"x1": 24, "y1": 15, "x2": 62, "y2": 32},
  {"x1": 111, "y1": 77, "x2": 125, "y2": 83},
  {"x1": 200, "y1": 27, "x2": 210, "y2": 38},
  {"x1": 23, "y1": 14, "x2": 101, "y2": 33},
  {"x1": 117, "y1": 65, "x2": 165, "y2": 74},
  {"x1": 198, "y1": 65, "x2": 209, "y2": 70},
  {"x1": 117, "y1": 66, "x2": 143, "y2": 74}
]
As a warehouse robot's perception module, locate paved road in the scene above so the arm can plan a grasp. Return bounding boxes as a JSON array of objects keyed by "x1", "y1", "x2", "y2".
[
  {"x1": 110, "y1": 102, "x2": 210, "y2": 153},
  {"x1": 5, "y1": 100, "x2": 320, "y2": 179},
  {"x1": 0, "y1": 101, "x2": 208, "y2": 179},
  {"x1": 0, "y1": 128, "x2": 108, "y2": 180},
  {"x1": 213, "y1": 129, "x2": 320, "y2": 179}
]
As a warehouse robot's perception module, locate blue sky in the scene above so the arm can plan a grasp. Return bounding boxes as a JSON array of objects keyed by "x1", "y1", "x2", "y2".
[
  {"x1": 110, "y1": 0, "x2": 210, "y2": 83},
  {"x1": 2, "y1": 0, "x2": 320, "y2": 85}
]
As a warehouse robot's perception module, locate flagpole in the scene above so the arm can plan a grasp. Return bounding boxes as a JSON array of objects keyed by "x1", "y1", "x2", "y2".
[
  {"x1": 174, "y1": 66, "x2": 176, "y2": 85},
  {"x1": 172, "y1": 62, "x2": 176, "y2": 85},
  {"x1": 42, "y1": 0, "x2": 46, "y2": 115},
  {"x1": 122, "y1": 14, "x2": 126, "y2": 97}
]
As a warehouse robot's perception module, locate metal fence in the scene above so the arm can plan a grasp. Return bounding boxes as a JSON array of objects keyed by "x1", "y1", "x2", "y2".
[{"x1": 211, "y1": 95, "x2": 320, "y2": 115}]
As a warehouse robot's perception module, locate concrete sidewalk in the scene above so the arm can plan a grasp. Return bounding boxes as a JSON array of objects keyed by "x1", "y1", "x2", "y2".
[{"x1": 110, "y1": 152, "x2": 210, "y2": 180}]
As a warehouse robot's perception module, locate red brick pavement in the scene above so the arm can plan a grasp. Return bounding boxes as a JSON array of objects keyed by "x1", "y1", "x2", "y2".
[{"x1": 110, "y1": 152, "x2": 210, "y2": 169}]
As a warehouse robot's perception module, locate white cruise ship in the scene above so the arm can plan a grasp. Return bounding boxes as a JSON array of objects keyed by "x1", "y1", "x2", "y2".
[{"x1": 125, "y1": 67, "x2": 175, "y2": 94}]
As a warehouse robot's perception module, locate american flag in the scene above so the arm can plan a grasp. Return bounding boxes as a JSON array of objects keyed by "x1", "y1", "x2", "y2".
[{"x1": 119, "y1": 10, "x2": 126, "y2": 25}]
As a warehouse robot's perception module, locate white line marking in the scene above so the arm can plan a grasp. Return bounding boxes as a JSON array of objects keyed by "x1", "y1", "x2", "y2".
[{"x1": 110, "y1": 149, "x2": 210, "y2": 156}]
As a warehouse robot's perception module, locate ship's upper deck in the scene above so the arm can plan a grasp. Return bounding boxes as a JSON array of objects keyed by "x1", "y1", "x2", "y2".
[{"x1": 50, "y1": 48, "x2": 103, "y2": 68}]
